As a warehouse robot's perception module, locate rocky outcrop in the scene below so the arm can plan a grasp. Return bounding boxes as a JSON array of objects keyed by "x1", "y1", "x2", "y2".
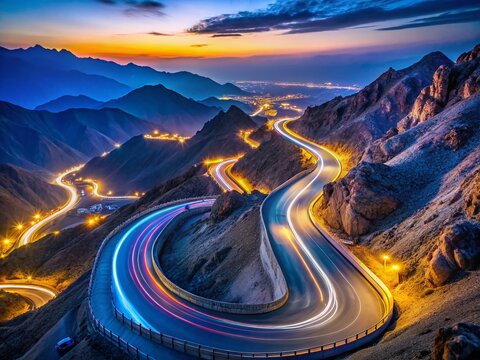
[
  {"x1": 463, "y1": 171, "x2": 480, "y2": 221},
  {"x1": 405, "y1": 65, "x2": 451, "y2": 126},
  {"x1": 321, "y1": 162, "x2": 400, "y2": 236},
  {"x1": 426, "y1": 221, "x2": 480, "y2": 287},
  {"x1": 291, "y1": 51, "x2": 452, "y2": 166},
  {"x1": 433, "y1": 322, "x2": 480, "y2": 360},
  {"x1": 399, "y1": 43, "x2": 480, "y2": 131},
  {"x1": 457, "y1": 44, "x2": 480, "y2": 64},
  {"x1": 232, "y1": 132, "x2": 314, "y2": 192},
  {"x1": 210, "y1": 191, "x2": 245, "y2": 222}
]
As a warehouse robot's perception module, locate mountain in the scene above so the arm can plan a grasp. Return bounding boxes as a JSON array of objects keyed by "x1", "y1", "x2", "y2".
[
  {"x1": 0, "y1": 45, "x2": 246, "y2": 105},
  {"x1": 101, "y1": 84, "x2": 220, "y2": 135},
  {"x1": 79, "y1": 106, "x2": 257, "y2": 192},
  {"x1": 0, "y1": 50, "x2": 131, "y2": 109},
  {"x1": 290, "y1": 51, "x2": 453, "y2": 168},
  {"x1": 35, "y1": 95, "x2": 103, "y2": 112},
  {"x1": 0, "y1": 164, "x2": 67, "y2": 235},
  {"x1": 0, "y1": 101, "x2": 157, "y2": 172}
]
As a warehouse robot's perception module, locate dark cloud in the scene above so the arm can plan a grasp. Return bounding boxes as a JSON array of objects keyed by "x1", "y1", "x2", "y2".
[
  {"x1": 211, "y1": 33, "x2": 243, "y2": 38},
  {"x1": 97, "y1": 0, "x2": 165, "y2": 16},
  {"x1": 378, "y1": 8, "x2": 480, "y2": 31},
  {"x1": 188, "y1": 0, "x2": 479, "y2": 35},
  {"x1": 190, "y1": 44, "x2": 208, "y2": 48},
  {"x1": 148, "y1": 31, "x2": 172, "y2": 36}
]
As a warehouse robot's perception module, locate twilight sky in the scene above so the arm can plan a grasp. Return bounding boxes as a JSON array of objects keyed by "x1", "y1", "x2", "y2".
[{"x1": 1, "y1": 0, "x2": 479, "y2": 84}]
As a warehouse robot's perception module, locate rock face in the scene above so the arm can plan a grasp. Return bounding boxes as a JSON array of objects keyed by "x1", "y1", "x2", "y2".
[
  {"x1": 210, "y1": 191, "x2": 245, "y2": 222},
  {"x1": 321, "y1": 162, "x2": 400, "y2": 236},
  {"x1": 433, "y1": 322, "x2": 480, "y2": 360},
  {"x1": 426, "y1": 221, "x2": 480, "y2": 287},
  {"x1": 291, "y1": 51, "x2": 453, "y2": 166},
  {"x1": 407, "y1": 65, "x2": 451, "y2": 125},
  {"x1": 399, "y1": 44, "x2": 480, "y2": 131}
]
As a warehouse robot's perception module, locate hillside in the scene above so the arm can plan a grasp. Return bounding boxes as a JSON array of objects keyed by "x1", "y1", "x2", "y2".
[
  {"x1": 0, "y1": 164, "x2": 220, "y2": 358},
  {"x1": 0, "y1": 45, "x2": 246, "y2": 105},
  {"x1": 101, "y1": 84, "x2": 219, "y2": 135},
  {"x1": 315, "y1": 44, "x2": 480, "y2": 359},
  {"x1": 35, "y1": 95, "x2": 103, "y2": 112},
  {"x1": 0, "y1": 101, "x2": 156, "y2": 172},
  {"x1": 0, "y1": 49, "x2": 131, "y2": 109},
  {"x1": 291, "y1": 51, "x2": 453, "y2": 168},
  {"x1": 0, "y1": 164, "x2": 67, "y2": 236},
  {"x1": 79, "y1": 106, "x2": 258, "y2": 192}
]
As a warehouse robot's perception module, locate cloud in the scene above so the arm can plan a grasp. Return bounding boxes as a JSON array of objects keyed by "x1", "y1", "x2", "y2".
[
  {"x1": 211, "y1": 33, "x2": 243, "y2": 38},
  {"x1": 97, "y1": 0, "x2": 165, "y2": 16},
  {"x1": 148, "y1": 31, "x2": 172, "y2": 36},
  {"x1": 187, "y1": 0, "x2": 480, "y2": 35},
  {"x1": 378, "y1": 8, "x2": 480, "y2": 31},
  {"x1": 190, "y1": 44, "x2": 208, "y2": 48}
]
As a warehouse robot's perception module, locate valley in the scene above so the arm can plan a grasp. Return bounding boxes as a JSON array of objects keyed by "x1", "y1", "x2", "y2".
[{"x1": 0, "y1": 6, "x2": 478, "y2": 358}]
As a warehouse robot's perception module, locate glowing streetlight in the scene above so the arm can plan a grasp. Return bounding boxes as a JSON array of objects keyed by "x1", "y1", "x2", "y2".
[
  {"x1": 16, "y1": 223, "x2": 24, "y2": 230},
  {"x1": 53, "y1": 231, "x2": 60, "y2": 235},
  {"x1": 34, "y1": 213, "x2": 41, "y2": 220},
  {"x1": 382, "y1": 255, "x2": 390, "y2": 270},
  {"x1": 391, "y1": 264, "x2": 401, "y2": 284}
]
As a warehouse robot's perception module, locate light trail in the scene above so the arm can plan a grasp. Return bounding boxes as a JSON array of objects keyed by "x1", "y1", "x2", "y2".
[
  {"x1": 17, "y1": 165, "x2": 83, "y2": 248},
  {"x1": 101, "y1": 116, "x2": 391, "y2": 356},
  {"x1": 84, "y1": 179, "x2": 140, "y2": 200},
  {"x1": 0, "y1": 283, "x2": 57, "y2": 308}
]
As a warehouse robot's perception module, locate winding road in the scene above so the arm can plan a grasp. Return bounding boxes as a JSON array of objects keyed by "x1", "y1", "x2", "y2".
[
  {"x1": 0, "y1": 282, "x2": 57, "y2": 308},
  {"x1": 17, "y1": 165, "x2": 83, "y2": 248},
  {"x1": 90, "y1": 117, "x2": 393, "y2": 358},
  {"x1": 208, "y1": 158, "x2": 244, "y2": 193}
]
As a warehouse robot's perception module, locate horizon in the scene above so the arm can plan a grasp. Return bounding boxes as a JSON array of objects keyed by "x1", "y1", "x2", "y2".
[{"x1": 1, "y1": 0, "x2": 479, "y2": 84}]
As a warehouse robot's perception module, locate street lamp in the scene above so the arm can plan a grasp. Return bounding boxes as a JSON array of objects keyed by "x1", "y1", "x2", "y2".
[
  {"x1": 382, "y1": 255, "x2": 390, "y2": 270},
  {"x1": 391, "y1": 264, "x2": 400, "y2": 284}
]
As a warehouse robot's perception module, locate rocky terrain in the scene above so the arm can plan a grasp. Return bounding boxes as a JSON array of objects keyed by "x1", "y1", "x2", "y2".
[
  {"x1": 0, "y1": 164, "x2": 220, "y2": 358},
  {"x1": 313, "y1": 44, "x2": 480, "y2": 359},
  {"x1": 0, "y1": 164, "x2": 67, "y2": 236},
  {"x1": 160, "y1": 191, "x2": 278, "y2": 304},
  {"x1": 80, "y1": 106, "x2": 258, "y2": 193},
  {"x1": 291, "y1": 51, "x2": 453, "y2": 169},
  {"x1": 0, "y1": 290, "x2": 31, "y2": 322},
  {"x1": 232, "y1": 128, "x2": 315, "y2": 192}
]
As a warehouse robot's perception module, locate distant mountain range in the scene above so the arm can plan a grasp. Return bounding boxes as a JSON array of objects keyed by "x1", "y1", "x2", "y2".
[
  {"x1": 0, "y1": 101, "x2": 157, "y2": 172},
  {"x1": 0, "y1": 45, "x2": 246, "y2": 108},
  {"x1": 35, "y1": 95, "x2": 103, "y2": 112},
  {"x1": 79, "y1": 106, "x2": 257, "y2": 192}
]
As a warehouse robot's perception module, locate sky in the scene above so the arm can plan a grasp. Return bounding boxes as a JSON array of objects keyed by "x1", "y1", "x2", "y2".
[{"x1": 1, "y1": 0, "x2": 479, "y2": 84}]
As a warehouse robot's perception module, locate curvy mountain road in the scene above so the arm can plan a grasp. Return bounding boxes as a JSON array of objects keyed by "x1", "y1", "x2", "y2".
[
  {"x1": 17, "y1": 165, "x2": 83, "y2": 248},
  {"x1": 91, "y1": 117, "x2": 392, "y2": 358},
  {"x1": 0, "y1": 282, "x2": 57, "y2": 308},
  {"x1": 208, "y1": 158, "x2": 244, "y2": 193}
]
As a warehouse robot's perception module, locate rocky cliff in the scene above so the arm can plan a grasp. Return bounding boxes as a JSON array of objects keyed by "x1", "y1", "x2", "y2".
[
  {"x1": 329, "y1": 44, "x2": 480, "y2": 360},
  {"x1": 291, "y1": 52, "x2": 452, "y2": 168}
]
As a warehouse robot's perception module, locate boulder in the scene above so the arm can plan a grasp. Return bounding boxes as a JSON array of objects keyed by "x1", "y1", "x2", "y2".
[
  {"x1": 322, "y1": 162, "x2": 400, "y2": 236},
  {"x1": 210, "y1": 191, "x2": 245, "y2": 222},
  {"x1": 426, "y1": 221, "x2": 480, "y2": 286},
  {"x1": 433, "y1": 322, "x2": 480, "y2": 360},
  {"x1": 443, "y1": 125, "x2": 474, "y2": 151}
]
